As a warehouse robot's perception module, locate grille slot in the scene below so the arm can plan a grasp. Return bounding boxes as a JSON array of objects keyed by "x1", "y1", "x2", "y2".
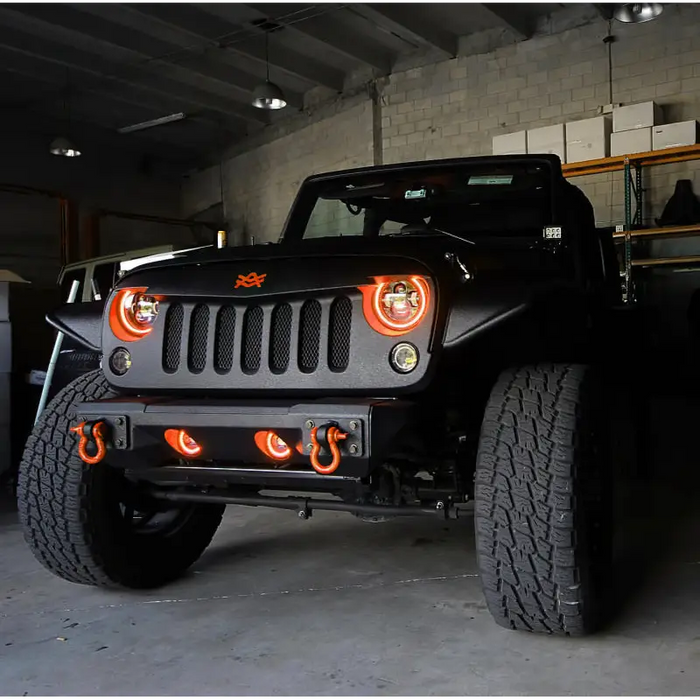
[
  {"x1": 188, "y1": 304, "x2": 210, "y2": 373},
  {"x1": 328, "y1": 297, "x2": 352, "y2": 372},
  {"x1": 269, "y1": 304, "x2": 293, "y2": 374},
  {"x1": 162, "y1": 303, "x2": 184, "y2": 372},
  {"x1": 214, "y1": 306, "x2": 236, "y2": 373},
  {"x1": 241, "y1": 306, "x2": 264, "y2": 374},
  {"x1": 298, "y1": 300, "x2": 322, "y2": 373}
]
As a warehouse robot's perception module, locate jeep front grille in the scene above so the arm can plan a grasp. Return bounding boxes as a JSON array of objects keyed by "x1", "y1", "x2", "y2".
[{"x1": 162, "y1": 296, "x2": 353, "y2": 377}]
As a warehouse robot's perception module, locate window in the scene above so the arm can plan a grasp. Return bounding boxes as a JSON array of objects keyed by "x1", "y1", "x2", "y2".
[
  {"x1": 296, "y1": 162, "x2": 554, "y2": 242},
  {"x1": 59, "y1": 268, "x2": 84, "y2": 302},
  {"x1": 91, "y1": 263, "x2": 117, "y2": 301}
]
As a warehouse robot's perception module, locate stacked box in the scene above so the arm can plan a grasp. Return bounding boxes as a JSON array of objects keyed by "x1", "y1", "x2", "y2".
[
  {"x1": 613, "y1": 101, "x2": 663, "y2": 132},
  {"x1": 492, "y1": 131, "x2": 527, "y2": 155},
  {"x1": 527, "y1": 124, "x2": 566, "y2": 163},
  {"x1": 611, "y1": 128, "x2": 652, "y2": 156},
  {"x1": 653, "y1": 121, "x2": 698, "y2": 150},
  {"x1": 566, "y1": 116, "x2": 611, "y2": 162}
]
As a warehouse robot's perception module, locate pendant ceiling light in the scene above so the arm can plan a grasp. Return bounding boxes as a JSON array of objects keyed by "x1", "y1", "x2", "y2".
[
  {"x1": 613, "y1": 3, "x2": 664, "y2": 23},
  {"x1": 251, "y1": 29, "x2": 287, "y2": 110},
  {"x1": 49, "y1": 136, "x2": 81, "y2": 158},
  {"x1": 50, "y1": 74, "x2": 81, "y2": 157}
]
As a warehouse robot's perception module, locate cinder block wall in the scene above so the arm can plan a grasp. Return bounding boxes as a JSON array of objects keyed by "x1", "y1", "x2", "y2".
[
  {"x1": 185, "y1": 4, "x2": 700, "y2": 243},
  {"x1": 185, "y1": 100, "x2": 374, "y2": 246}
]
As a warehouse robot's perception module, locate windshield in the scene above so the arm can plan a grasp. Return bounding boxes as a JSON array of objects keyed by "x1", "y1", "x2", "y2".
[{"x1": 295, "y1": 161, "x2": 554, "y2": 241}]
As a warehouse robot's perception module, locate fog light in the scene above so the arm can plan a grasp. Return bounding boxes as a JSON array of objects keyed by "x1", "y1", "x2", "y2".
[
  {"x1": 164, "y1": 429, "x2": 202, "y2": 457},
  {"x1": 109, "y1": 347, "x2": 132, "y2": 375},
  {"x1": 390, "y1": 342, "x2": 419, "y2": 373},
  {"x1": 254, "y1": 430, "x2": 292, "y2": 461}
]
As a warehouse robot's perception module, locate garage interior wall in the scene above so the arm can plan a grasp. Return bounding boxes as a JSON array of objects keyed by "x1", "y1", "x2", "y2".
[
  {"x1": 183, "y1": 4, "x2": 700, "y2": 342},
  {"x1": 186, "y1": 4, "x2": 700, "y2": 240},
  {"x1": 0, "y1": 117, "x2": 196, "y2": 387},
  {"x1": 0, "y1": 118, "x2": 191, "y2": 289}
]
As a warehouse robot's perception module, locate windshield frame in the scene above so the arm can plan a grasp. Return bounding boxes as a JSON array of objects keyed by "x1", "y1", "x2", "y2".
[{"x1": 280, "y1": 155, "x2": 562, "y2": 244}]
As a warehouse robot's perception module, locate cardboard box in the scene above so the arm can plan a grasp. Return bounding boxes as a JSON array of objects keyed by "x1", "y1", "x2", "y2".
[
  {"x1": 611, "y1": 127, "x2": 652, "y2": 156},
  {"x1": 613, "y1": 101, "x2": 663, "y2": 133},
  {"x1": 566, "y1": 116, "x2": 611, "y2": 162},
  {"x1": 0, "y1": 322, "x2": 10, "y2": 373},
  {"x1": 492, "y1": 130, "x2": 527, "y2": 155},
  {"x1": 0, "y1": 270, "x2": 30, "y2": 323},
  {"x1": 527, "y1": 124, "x2": 566, "y2": 163},
  {"x1": 652, "y1": 120, "x2": 698, "y2": 150}
]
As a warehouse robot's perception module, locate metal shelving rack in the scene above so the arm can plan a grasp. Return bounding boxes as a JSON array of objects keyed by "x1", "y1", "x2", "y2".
[{"x1": 562, "y1": 144, "x2": 700, "y2": 303}]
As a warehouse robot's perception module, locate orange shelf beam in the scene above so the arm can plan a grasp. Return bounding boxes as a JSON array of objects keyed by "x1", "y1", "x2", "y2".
[
  {"x1": 563, "y1": 144, "x2": 700, "y2": 178},
  {"x1": 632, "y1": 255, "x2": 700, "y2": 268},
  {"x1": 612, "y1": 223, "x2": 700, "y2": 241}
]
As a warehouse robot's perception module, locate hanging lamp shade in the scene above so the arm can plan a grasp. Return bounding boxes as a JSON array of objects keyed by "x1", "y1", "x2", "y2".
[
  {"x1": 252, "y1": 80, "x2": 287, "y2": 110},
  {"x1": 49, "y1": 136, "x2": 81, "y2": 157},
  {"x1": 613, "y1": 3, "x2": 663, "y2": 23}
]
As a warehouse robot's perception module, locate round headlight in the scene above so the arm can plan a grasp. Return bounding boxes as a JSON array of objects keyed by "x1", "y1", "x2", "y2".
[
  {"x1": 109, "y1": 347, "x2": 132, "y2": 375},
  {"x1": 133, "y1": 294, "x2": 159, "y2": 325},
  {"x1": 390, "y1": 342, "x2": 419, "y2": 373},
  {"x1": 109, "y1": 287, "x2": 160, "y2": 342},
  {"x1": 370, "y1": 276, "x2": 430, "y2": 333}
]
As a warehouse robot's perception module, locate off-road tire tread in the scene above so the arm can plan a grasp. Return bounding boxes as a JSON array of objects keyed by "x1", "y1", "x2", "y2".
[
  {"x1": 17, "y1": 370, "x2": 223, "y2": 588},
  {"x1": 475, "y1": 364, "x2": 607, "y2": 636}
]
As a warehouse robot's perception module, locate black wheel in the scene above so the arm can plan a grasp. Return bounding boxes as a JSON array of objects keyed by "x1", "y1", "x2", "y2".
[
  {"x1": 475, "y1": 364, "x2": 611, "y2": 635},
  {"x1": 17, "y1": 370, "x2": 224, "y2": 589}
]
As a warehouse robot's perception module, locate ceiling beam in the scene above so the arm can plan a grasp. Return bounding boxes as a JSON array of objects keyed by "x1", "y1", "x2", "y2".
[
  {"x1": 245, "y1": 4, "x2": 393, "y2": 73},
  {"x1": 0, "y1": 96, "x2": 201, "y2": 166},
  {"x1": 352, "y1": 4, "x2": 458, "y2": 59},
  {"x1": 0, "y1": 6, "x2": 272, "y2": 122},
  {"x1": 480, "y1": 4, "x2": 535, "y2": 40},
  {"x1": 124, "y1": 0, "x2": 344, "y2": 91},
  {"x1": 593, "y1": 4, "x2": 616, "y2": 21},
  {"x1": 0, "y1": 33, "x2": 266, "y2": 123},
  {"x1": 0, "y1": 67, "x2": 243, "y2": 140}
]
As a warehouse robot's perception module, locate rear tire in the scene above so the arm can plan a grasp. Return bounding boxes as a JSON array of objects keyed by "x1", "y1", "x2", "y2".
[
  {"x1": 475, "y1": 364, "x2": 611, "y2": 635},
  {"x1": 17, "y1": 370, "x2": 224, "y2": 589}
]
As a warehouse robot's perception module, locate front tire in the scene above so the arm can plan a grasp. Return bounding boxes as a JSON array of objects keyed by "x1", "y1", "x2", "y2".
[
  {"x1": 475, "y1": 364, "x2": 611, "y2": 635},
  {"x1": 17, "y1": 370, "x2": 224, "y2": 589}
]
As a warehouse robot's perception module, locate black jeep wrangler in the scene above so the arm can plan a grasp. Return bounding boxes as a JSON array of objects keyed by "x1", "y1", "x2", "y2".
[{"x1": 18, "y1": 155, "x2": 622, "y2": 636}]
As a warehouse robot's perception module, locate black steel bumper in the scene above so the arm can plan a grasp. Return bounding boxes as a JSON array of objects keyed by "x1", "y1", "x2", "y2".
[{"x1": 75, "y1": 396, "x2": 416, "y2": 481}]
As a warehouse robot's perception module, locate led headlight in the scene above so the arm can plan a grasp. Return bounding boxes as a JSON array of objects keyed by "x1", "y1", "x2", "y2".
[
  {"x1": 133, "y1": 294, "x2": 159, "y2": 324},
  {"x1": 376, "y1": 278, "x2": 427, "y2": 329},
  {"x1": 109, "y1": 287, "x2": 160, "y2": 342},
  {"x1": 390, "y1": 342, "x2": 419, "y2": 373}
]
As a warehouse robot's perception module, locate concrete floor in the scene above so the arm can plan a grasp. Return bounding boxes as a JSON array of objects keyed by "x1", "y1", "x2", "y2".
[{"x1": 2, "y1": 393, "x2": 700, "y2": 695}]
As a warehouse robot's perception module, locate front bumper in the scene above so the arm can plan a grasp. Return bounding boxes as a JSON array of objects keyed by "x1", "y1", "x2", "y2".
[{"x1": 75, "y1": 397, "x2": 416, "y2": 480}]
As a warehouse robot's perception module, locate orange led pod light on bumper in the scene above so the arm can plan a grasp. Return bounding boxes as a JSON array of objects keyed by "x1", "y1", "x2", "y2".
[
  {"x1": 164, "y1": 429, "x2": 202, "y2": 457},
  {"x1": 109, "y1": 287, "x2": 161, "y2": 342},
  {"x1": 359, "y1": 275, "x2": 430, "y2": 336},
  {"x1": 255, "y1": 430, "x2": 293, "y2": 461}
]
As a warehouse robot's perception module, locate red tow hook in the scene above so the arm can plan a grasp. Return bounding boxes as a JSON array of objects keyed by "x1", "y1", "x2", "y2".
[
  {"x1": 70, "y1": 420, "x2": 108, "y2": 465},
  {"x1": 310, "y1": 423, "x2": 348, "y2": 475}
]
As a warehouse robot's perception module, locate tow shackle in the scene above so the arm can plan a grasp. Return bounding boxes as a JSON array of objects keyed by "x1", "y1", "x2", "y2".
[
  {"x1": 309, "y1": 423, "x2": 348, "y2": 475},
  {"x1": 70, "y1": 420, "x2": 108, "y2": 465}
]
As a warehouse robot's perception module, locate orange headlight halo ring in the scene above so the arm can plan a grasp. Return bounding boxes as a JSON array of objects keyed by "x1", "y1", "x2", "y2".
[
  {"x1": 109, "y1": 287, "x2": 162, "y2": 342},
  {"x1": 360, "y1": 275, "x2": 431, "y2": 336}
]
